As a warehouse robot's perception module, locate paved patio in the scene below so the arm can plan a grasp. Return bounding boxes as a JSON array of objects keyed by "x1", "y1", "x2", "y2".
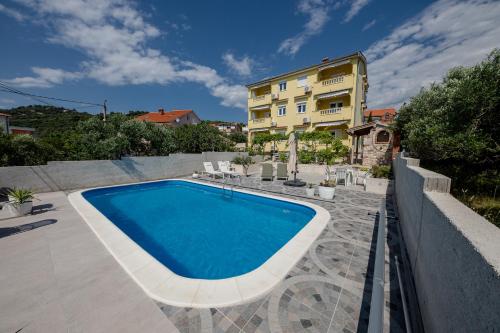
[{"x1": 0, "y1": 176, "x2": 407, "y2": 332}]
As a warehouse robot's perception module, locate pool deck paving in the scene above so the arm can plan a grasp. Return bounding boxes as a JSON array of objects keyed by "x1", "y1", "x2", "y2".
[{"x1": 0, "y1": 176, "x2": 406, "y2": 332}]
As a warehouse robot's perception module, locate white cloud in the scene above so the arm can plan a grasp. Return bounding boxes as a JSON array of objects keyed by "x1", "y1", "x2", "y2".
[
  {"x1": 5, "y1": 0, "x2": 246, "y2": 109},
  {"x1": 0, "y1": 3, "x2": 25, "y2": 21},
  {"x1": 344, "y1": 0, "x2": 371, "y2": 22},
  {"x1": 222, "y1": 53, "x2": 254, "y2": 77},
  {"x1": 362, "y1": 19, "x2": 376, "y2": 31},
  {"x1": 5, "y1": 67, "x2": 81, "y2": 88},
  {"x1": 278, "y1": 0, "x2": 331, "y2": 56},
  {"x1": 366, "y1": 0, "x2": 500, "y2": 108}
]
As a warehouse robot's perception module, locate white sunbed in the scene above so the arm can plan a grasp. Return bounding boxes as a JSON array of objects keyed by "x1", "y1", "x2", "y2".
[
  {"x1": 202, "y1": 162, "x2": 224, "y2": 179},
  {"x1": 217, "y1": 161, "x2": 241, "y2": 178}
]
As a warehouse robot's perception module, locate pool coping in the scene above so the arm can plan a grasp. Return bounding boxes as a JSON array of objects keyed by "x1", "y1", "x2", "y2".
[{"x1": 67, "y1": 178, "x2": 330, "y2": 308}]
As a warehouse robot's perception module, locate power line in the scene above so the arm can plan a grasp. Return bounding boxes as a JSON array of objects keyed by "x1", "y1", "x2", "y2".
[{"x1": 0, "y1": 80, "x2": 103, "y2": 107}]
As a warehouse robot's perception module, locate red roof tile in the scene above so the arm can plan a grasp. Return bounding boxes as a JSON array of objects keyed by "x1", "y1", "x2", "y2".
[
  {"x1": 135, "y1": 110, "x2": 193, "y2": 123},
  {"x1": 364, "y1": 108, "x2": 396, "y2": 118}
]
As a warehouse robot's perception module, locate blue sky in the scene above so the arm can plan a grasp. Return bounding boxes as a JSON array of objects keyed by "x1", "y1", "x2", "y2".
[{"x1": 0, "y1": 0, "x2": 499, "y2": 122}]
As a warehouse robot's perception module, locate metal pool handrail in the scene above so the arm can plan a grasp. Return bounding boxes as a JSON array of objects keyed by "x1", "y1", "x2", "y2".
[{"x1": 367, "y1": 202, "x2": 386, "y2": 333}]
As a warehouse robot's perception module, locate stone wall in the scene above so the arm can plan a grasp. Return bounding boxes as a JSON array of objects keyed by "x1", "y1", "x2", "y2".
[
  {"x1": 0, "y1": 152, "x2": 246, "y2": 193},
  {"x1": 361, "y1": 126, "x2": 393, "y2": 167},
  {"x1": 393, "y1": 153, "x2": 500, "y2": 332}
]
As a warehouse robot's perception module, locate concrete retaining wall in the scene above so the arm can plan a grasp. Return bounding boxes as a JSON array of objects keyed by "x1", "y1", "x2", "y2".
[
  {"x1": 393, "y1": 153, "x2": 500, "y2": 332},
  {"x1": 0, "y1": 152, "x2": 246, "y2": 192}
]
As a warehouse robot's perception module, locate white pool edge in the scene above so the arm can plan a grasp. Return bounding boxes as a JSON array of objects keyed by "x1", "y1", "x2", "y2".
[{"x1": 68, "y1": 178, "x2": 330, "y2": 308}]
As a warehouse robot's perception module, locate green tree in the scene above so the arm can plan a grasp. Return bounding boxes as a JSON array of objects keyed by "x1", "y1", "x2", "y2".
[
  {"x1": 228, "y1": 132, "x2": 247, "y2": 143},
  {"x1": 395, "y1": 49, "x2": 499, "y2": 197}
]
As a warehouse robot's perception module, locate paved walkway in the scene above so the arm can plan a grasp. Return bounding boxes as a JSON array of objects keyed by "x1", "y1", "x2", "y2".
[
  {"x1": 0, "y1": 178, "x2": 406, "y2": 332},
  {"x1": 0, "y1": 191, "x2": 177, "y2": 333},
  {"x1": 156, "y1": 177, "x2": 406, "y2": 332}
]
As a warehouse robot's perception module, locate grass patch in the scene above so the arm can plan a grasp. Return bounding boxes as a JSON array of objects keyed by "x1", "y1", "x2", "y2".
[{"x1": 458, "y1": 195, "x2": 500, "y2": 228}]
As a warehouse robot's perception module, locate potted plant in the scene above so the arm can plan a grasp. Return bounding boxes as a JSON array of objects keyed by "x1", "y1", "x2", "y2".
[
  {"x1": 305, "y1": 183, "x2": 315, "y2": 197},
  {"x1": 318, "y1": 179, "x2": 336, "y2": 199},
  {"x1": 192, "y1": 170, "x2": 200, "y2": 178},
  {"x1": 7, "y1": 188, "x2": 35, "y2": 217},
  {"x1": 232, "y1": 155, "x2": 254, "y2": 177}
]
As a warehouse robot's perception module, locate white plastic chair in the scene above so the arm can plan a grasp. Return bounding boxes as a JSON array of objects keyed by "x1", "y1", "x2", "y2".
[
  {"x1": 202, "y1": 162, "x2": 224, "y2": 179},
  {"x1": 217, "y1": 161, "x2": 240, "y2": 178},
  {"x1": 335, "y1": 168, "x2": 348, "y2": 186}
]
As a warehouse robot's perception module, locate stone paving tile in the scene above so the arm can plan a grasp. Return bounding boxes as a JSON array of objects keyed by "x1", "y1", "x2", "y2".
[
  {"x1": 217, "y1": 296, "x2": 268, "y2": 329},
  {"x1": 155, "y1": 177, "x2": 406, "y2": 333}
]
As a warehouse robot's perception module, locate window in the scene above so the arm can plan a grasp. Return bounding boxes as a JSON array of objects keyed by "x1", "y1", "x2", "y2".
[
  {"x1": 329, "y1": 102, "x2": 343, "y2": 109},
  {"x1": 297, "y1": 102, "x2": 306, "y2": 113},
  {"x1": 376, "y1": 130, "x2": 390, "y2": 143},
  {"x1": 279, "y1": 81, "x2": 287, "y2": 91},
  {"x1": 331, "y1": 129, "x2": 343, "y2": 138},
  {"x1": 297, "y1": 75, "x2": 307, "y2": 88},
  {"x1": 278, "y1": 105, "x2": 286, "y2": 116}
]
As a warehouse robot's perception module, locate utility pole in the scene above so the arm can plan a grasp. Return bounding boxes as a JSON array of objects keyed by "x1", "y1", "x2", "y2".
[{"x1": 102, "y1": 99, "x2": 107, "y2": 121}]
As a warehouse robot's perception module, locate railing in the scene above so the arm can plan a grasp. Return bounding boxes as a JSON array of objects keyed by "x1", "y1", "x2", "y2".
[
  {"x1": 252, "y1": 118, "x2": 266, "y2": 123},
  {"x1": 321, "y1": 75, "x2": 344, "y2": 86},
  {"x1": 253, "y1": 94, "x2": 267, "y2": 100},
  {"x1": 315, "y1": 107, "x2": 343, "y2": 115}
]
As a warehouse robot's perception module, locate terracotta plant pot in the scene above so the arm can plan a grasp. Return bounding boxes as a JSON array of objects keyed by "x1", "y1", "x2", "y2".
[{"x1": 318, "y1": 186, "x2": 335, "y2": 199}]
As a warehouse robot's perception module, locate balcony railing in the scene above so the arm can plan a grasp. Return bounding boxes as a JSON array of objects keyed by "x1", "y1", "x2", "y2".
[
  {"x1": 248, "y1": 94, "x2": 272, "y2": 108},
  {"x1": 253, "y1": 94, "x2": 268, "y2": 101},
  {"x1": 253, "y1": 118, "x2": 266, "y2": 123},
  {"x1": 321, "y1": 76, "x2": 344, "y2": 86},
  {"x1": 315, "y1": 107, "x2": 343, "y2": 115}
]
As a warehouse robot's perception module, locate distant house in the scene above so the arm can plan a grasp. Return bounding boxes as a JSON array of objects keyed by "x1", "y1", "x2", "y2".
[
  {"x1": 210, "y1": 122, "x2": 242, "y2": 134},
  {"x1": 0, "y1": 112, "x2": 35, "y2": 136},
  {"x1": 364, "y1": 108, "x2": 396, "y2": 123},
  {"x1": 135, "y1": 109, "x2": 201, "y2": 127},
  {"x1": 10, "y1": 126, "x2": 36, "y2": 136}
]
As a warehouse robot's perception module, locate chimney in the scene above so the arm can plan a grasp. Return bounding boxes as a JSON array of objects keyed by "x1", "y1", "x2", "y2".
[
  {"x1": 322, "y1": 57, "x2": 329, "y2": 63},
  {"x1": 158, "y1": 108, "x2": 165, "y2": 115}
]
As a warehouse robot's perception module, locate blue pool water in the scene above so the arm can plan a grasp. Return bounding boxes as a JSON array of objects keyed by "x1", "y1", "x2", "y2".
[{"x1": 83, "y1": 180, "x2": 316, "y2": 279}]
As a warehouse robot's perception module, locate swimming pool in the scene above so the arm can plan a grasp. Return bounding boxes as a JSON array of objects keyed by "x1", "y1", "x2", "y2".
[{"x1": 69, "y1": 179, "x2": 329, "y2": 307}]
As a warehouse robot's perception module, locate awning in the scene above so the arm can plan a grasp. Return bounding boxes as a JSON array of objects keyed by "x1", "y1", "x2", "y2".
[
  {"x1": 318, "y1": 60, "x2": 350, "y2": 72},
  {"x1": 315, "y1": 120, "x2": 349, "y2": 128},
  {"x1": 250, "y1": 104, "x2": 271, "y2": 110},
  {"x1": 315, "y1": 90, "x2": 350, "y2": 100},
  {"x1": 250, "y1": 128, "x2": 270, "y2": 132}
]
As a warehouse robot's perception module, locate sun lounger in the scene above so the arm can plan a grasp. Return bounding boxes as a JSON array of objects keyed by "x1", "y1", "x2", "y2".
[
  {"x1": 276, "y1": 163, "x2": 288, "y2": 180},
  {"x1": 261, "y1": 163, "x2": 274, "y2": 181},
  {"x1": 203, "y1": 162, "x2": 224, "y2": 178}
]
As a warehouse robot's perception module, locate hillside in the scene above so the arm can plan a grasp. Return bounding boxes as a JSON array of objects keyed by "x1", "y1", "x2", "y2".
[
  {"x1": 1, "y1": 106, "x2": 149, "y2": 137},
  {"x1": 2, "y1": 105, "x2": 94, "y2": 136}
]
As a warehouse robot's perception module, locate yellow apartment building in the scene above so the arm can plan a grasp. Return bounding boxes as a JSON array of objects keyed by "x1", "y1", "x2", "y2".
[{"x1": 246, "y1": 52, "x2": 368, "y2": 153}]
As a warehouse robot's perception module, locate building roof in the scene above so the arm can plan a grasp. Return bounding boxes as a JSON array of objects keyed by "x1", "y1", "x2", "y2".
[
  {"x1": 346, "y1": 121, "x2": 389, "y2": 136},
  {"x1": 364, "y1": 108, "x2": 396, "y2": 118},
  {"x1": 246, "y1": 51, "x2": 366, "y2": 88},
  {"x1": 135, "y1": 110, "x2": 193, "y2": 123},
  {"x1": 0, "y1": 112, "x2": 11, "y2": 117}
]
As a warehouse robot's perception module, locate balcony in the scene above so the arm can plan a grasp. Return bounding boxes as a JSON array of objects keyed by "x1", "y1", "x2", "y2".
[
  {"x1": 311, "y1": 106, "x2": 352, "y2": 123},
  {"x1": 249, "y1": 117, "x2": 272, "y2": 128},
  {"x1": 313, "y1": 74, "x2": 354, "y2": 96},
  {"x1": 248, "y1": 94, "x2": 272, "y2": 108}
]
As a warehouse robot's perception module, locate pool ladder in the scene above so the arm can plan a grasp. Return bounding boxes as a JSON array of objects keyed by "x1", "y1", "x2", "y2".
[{"x1": 222, "y1": 177, "x2": 234, "y2": 198}]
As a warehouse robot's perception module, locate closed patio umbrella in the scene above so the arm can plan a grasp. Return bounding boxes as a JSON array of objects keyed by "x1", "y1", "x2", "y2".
[{"x1": 284, "y1": 132, "x2": 305, "y2": 187}]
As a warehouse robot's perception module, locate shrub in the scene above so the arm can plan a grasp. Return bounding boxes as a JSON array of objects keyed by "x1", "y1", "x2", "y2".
[
  {"x1": 278, "y1": 152, "x2": 287, "y2": 163},
  {"x1": 371, "y1": 165, "x2": 391, "y2": 179},
  {"x1": 298, "y1": 149, "x2": 314, "y2": 164},
  {"x1": 232, "y1": 155, "x2": 254, "y2": 176}
]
